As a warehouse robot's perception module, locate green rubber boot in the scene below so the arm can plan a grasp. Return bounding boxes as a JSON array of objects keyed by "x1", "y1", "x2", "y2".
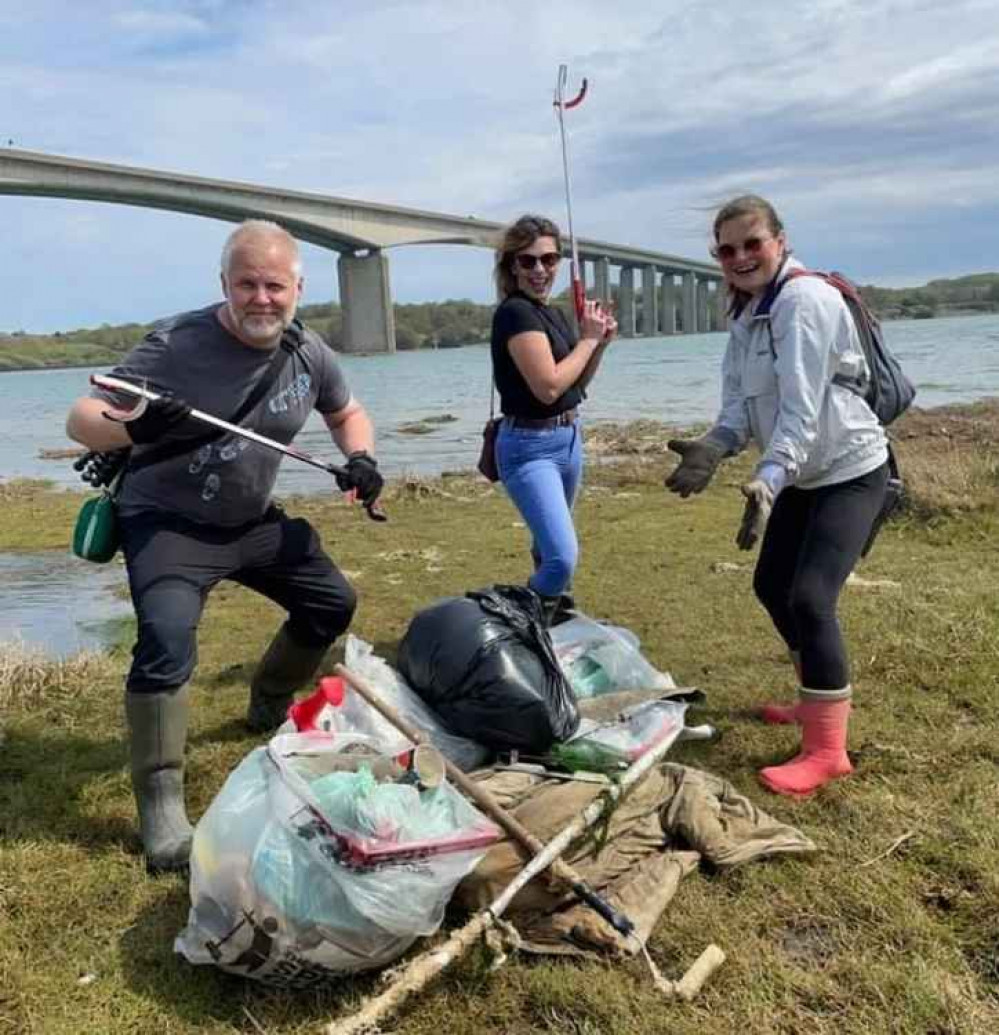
[
  {"x1": 125, "y1": 685, "x2": 194, "y2": 874},
  {"x1": 246, "y1": 624, "x2": 331, "y2": 733}
]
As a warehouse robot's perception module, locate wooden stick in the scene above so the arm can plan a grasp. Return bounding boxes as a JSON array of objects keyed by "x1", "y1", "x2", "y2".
[
  {"x1": 335, "y1": 663, "x2": 636, "y2": 938},
  {"x1": 324, "y1": 671, "x2": 685, "y2": 1035},
  {"x1": 669, "y1": 944, "x2": 726, "y2": 1001}
]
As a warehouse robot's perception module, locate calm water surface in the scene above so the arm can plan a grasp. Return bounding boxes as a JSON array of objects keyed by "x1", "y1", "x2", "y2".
[
  {"x1": 3, "y1": 312, "x2": 997, "y2": 656},
  {"x1": 0, "y1": 552, "x2": 132, "y2": 658}
]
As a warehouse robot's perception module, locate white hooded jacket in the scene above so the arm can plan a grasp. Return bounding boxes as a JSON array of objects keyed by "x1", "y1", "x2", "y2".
[{"x1": 710, "y1": 257, "x2": 888, "y2": 490}]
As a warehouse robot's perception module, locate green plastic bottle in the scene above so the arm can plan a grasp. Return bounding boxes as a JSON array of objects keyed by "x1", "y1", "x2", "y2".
[{"x1": 549, "y1": 740, "x2": 626, "y2": 774}]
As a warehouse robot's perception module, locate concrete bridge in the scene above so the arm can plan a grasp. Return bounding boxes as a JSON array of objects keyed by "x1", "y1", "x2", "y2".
[{"x1": 0, "y1": 147, "x2": 725, "y2": 352}]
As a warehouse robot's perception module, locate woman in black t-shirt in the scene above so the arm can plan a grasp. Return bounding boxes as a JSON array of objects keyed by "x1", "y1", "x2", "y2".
[{"x1": 489, "y1": 214, "x2": 616, "y2": 620}]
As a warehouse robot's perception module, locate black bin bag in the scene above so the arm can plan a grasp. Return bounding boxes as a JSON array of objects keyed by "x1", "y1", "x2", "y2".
[{"x1": 397, "y1": 585, "x2": 580, "y2": 755}]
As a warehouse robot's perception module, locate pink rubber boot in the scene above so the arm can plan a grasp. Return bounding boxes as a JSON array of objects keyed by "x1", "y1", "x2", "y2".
[
  {"x1": 757, "y1": 650, "x2": 802, "y2": 724},
  {"x1": 759, "y1": 697, "x2": 853, "y2": 798}
]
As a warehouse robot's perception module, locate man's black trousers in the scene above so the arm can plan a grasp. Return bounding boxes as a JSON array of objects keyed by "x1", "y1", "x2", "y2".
[{"x1": 120, "y1": 506, "x2": 356, "y2": 693}]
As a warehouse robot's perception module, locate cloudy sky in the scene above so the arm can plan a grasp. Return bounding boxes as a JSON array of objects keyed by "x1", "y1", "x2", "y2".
[{"x1": 2, "y1": 0, "x2": 998, "y2": 333}]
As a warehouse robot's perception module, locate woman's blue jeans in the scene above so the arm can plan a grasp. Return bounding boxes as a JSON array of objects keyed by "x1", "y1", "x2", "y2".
[{"x1": 495, "y1": 417, "x2": 583, "y2": 596}]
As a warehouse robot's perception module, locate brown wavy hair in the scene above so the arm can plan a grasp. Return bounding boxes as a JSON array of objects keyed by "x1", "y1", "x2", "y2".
[{"x1": 493, "y1": 214, "x2": 563, "y2": 299}]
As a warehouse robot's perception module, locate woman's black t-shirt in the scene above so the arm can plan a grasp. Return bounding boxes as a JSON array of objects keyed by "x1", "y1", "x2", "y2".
[{"x1": 490, "y1": 292, "x2": 583, "y2": 419}]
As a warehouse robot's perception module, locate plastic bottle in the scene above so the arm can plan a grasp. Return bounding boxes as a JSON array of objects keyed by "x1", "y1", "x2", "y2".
[{"x1": 549, "y1": 740, "x2": 626, "y2": 773}]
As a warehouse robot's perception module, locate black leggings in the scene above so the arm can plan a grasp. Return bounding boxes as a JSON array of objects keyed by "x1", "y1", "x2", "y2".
[
  {"x1": 120, "y1": 506, "x2": 356, "y2": 694},
  {"x1": 753, "y1": 463, "x2": 889, "y2": 690}
]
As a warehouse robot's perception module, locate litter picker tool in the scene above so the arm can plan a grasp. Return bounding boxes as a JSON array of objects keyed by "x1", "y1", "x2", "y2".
[
  {"x1": 328, "y1": 663, "x2": 721, "y2": 1035},
  {"x1": 554, "y1": 63, "x2": 588, "y2": 323},
  {"x1": 90, "y1": 373, "x2": 387, "y2": 522},
  {"x1": 335, "y1": 663, "x2": 635, "y2": 938}
]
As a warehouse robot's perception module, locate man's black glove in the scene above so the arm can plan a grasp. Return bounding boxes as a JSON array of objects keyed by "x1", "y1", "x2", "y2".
[
  {"x1": 335, "y1": 451, "x2": 384, "y2": 507},
  {"x1": 664, "y1": 437, "x2": 725, "y2": 497},
  {"x1": 104, "y1": 395, "x2": 192, "y2": 445}
]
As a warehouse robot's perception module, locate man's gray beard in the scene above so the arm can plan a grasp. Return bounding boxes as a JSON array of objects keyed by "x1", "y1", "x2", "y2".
[{"x1": 240, "y1": 314, "x2": 287, "y2": 344}]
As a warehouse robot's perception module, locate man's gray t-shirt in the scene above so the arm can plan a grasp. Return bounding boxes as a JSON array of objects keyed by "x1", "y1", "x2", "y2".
[{"x1": 94, "y1": 305, "x2": 350, "y2": 526}]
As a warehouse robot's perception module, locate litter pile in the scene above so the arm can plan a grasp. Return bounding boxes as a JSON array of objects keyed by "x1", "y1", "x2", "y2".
[{"x1": 174, "y1": 584, "x2": 814, "y2": 1030}]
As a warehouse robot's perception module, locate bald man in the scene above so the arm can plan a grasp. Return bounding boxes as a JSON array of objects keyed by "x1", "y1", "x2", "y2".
[{"x1": 66, "y1": 220, "x2": 382, "y2": 873}]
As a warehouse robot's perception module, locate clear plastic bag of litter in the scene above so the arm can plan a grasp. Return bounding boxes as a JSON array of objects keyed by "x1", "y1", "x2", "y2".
[
  {"x1": 563, "y1": 698, "x2": 690, "y2": 768},
  {"x1": 174, "y1": 730, "x2": 498, "y2": 987},
  {"x1": 549, "y1": 613, "x2": 674, "y2": 699}
]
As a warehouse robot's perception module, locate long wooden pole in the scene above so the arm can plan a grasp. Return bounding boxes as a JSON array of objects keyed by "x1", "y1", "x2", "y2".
[{"x1": 334, "y1": 663, "x2": 635, "y2": 938}]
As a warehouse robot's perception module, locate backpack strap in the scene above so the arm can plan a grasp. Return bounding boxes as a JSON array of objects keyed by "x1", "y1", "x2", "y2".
[
  {"x1": 128, "y1": 320, "x2": 305, "y2": 473},
  {"x1": 753, "y1": 268, "x2": 872, "y2": 400},
  {"x1": 746, "y1": 261, "x2": 796, "y2": 358}
]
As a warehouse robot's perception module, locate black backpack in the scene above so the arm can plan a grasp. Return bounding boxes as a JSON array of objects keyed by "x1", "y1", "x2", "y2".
[{"x1": 759, "y1": 268, "x2": 916, "y2": 425}]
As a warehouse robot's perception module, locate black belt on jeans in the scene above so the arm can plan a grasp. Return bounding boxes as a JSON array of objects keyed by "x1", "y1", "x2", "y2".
[{"x1": 507, "y1": 407, "x2": 578, "y2": 429}]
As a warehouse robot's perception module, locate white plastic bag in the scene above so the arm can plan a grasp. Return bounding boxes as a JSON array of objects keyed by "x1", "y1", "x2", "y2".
[
  {"x1": 341, "y1": 635, "x2": 491, "y2": 771},
  {"x1": 549, "y1": 614, "x2": 674, "y2": 698},
  {"x1": 174, "y1": 730, "x2": 497, "y2": 987}
]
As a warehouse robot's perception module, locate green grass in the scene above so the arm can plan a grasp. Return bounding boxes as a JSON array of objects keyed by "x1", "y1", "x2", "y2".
[{"x1": 1, "y1": 404, "x2": 997, "y2": 1034}]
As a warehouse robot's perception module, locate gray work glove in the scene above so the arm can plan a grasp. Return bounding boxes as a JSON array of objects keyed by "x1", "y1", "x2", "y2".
[
  {"x1": 664, "y1": 437, "x2": 725, "y2": 497},
  {"x1": 736, "y1": 478, "x2": 775, "y2": 551}
]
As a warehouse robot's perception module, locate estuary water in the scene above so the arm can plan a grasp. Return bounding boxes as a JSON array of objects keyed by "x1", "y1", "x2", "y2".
[
  {"x1": 2, "y1": 311, "x2": 998, "y2": 656},
  {"x1": 4, "y1": 312, "x2": 999, "y2": 493}
]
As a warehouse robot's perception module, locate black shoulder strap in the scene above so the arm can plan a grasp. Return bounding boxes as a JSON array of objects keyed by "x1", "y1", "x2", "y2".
[{"x1": 128, "y1": 320, "x2": 305, "y2": 473}]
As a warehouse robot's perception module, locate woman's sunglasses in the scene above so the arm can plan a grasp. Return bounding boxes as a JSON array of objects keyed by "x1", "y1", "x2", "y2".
[
  {"x1": 711, "y1": 236, "x2": 773, "y2": 263},
  {"x1": 514, "y1": 252, "x2": 561, "y2": 271}
]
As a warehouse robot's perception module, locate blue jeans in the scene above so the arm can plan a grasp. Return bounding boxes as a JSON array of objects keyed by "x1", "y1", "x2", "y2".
[{"x1": 495, "y1": 418, "x2": 583, "y2": 596}]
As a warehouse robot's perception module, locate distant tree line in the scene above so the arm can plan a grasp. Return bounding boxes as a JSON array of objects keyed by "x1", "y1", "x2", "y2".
[
  {"x1": 859, "y1": 272, "x2": 999, "y2": 320},
  {"x1": 300, "y1": 299, "x2": 494, "y2": 351},
  {"x1": 2, "y1": 273, "x2": 998, "y2": 370},
  {"x1": 0, "y1": 300, "x2": 495, "y2": 371}
]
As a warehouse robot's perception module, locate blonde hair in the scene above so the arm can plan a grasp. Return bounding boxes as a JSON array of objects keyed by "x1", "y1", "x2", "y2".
[{"x1": 220, "y1": 219, "x2": 302, "y2": 278}]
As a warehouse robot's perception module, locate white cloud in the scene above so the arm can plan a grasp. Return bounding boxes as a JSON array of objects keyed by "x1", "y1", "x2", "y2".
[
  {"x1": 112, "y1": 9, "x2": 210, "y2": 38},
  {"x1": 1, "y1": 0, "x2": 998, "y2": 330}
]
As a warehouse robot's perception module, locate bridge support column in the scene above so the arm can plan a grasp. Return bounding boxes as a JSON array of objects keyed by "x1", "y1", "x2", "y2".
[
  {"x1": 641, "y1": 265, "x2": 657, "y2": 336},
  {"x1": 681, "y1": 272, "x2": 696, "y2": 334},
  {"x1": 713, "y1": 281, "x2": 728, "y2": 331},
  {"x1": 593, "y1": 256, "x2": 610, "y2": 305},
  {"x1": 660, "y1": 273, "x2": 677, "y2": 335},
  {"x1": 337, "y1": 249, "x2": 396, "y2": 354},
  {"x1": 697, "y1": 278, "x2": 711, "y2": 333},
  {"x1": 618, "y1": 267, "x2": 636, "y2": 337}
]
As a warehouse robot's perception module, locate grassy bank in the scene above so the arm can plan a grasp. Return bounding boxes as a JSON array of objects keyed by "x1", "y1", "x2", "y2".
[{"x1": 1, "y1": 402, "x2": 997, "y2": 1034}]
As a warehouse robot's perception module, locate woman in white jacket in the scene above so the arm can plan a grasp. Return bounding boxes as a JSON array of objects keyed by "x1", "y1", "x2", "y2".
[{"x1": 665, "y1": 195, "x2": 890, "y2": 797}]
